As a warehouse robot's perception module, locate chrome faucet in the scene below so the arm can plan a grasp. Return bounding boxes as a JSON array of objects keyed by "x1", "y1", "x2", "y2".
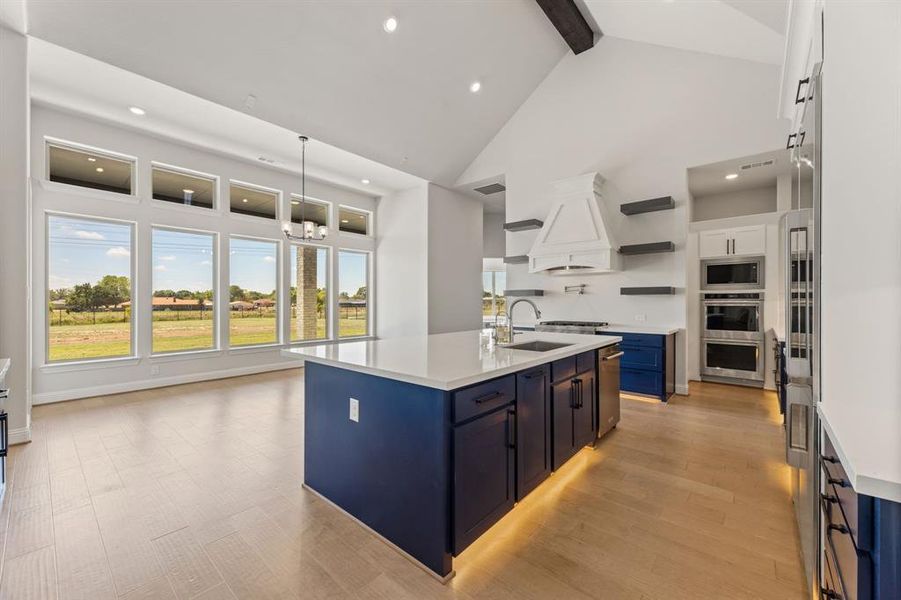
[{"x1": 506, "y1": 298, "x2": 542, "y2": 340}]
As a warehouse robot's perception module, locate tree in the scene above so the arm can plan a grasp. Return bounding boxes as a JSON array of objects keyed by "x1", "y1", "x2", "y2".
[
  {"x1": 49, "y1": 288, "x2": 70, "y2": 301},
  {"x1": 66, "y1": 283, "x2": 98, "y2": 313},
  {"x1": 154, "y1": 289, "x2": 176, "y2": 298},
  {"x1": 94, "y1": 275, "x2": 130, "y2": 308},
  {"x1": 229, "y1": 285, "x2": 245, "y2": 302},
  {"x1": 175, "y1": 290, "x2": 193, "y2": 300},
  {"x1": 354, "y1": 286, "x2": 367, "y2": 300}
]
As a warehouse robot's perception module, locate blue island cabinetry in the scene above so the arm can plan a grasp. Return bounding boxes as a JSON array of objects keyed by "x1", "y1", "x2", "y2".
[
  {"x1": 302, "y1": 344, "x2": 612, "y2": 580},
  {"x1": 605, "y1": 331, "x2": 675, "y2": 401}
]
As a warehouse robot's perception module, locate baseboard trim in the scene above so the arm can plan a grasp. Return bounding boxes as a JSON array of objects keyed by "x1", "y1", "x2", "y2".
[
  {"x1": 9, "y1": 426, "x2": 32, "y2": 445},
  {"x1": 675, "y1": 384, "x2": 690, "y2": 395},
  {"x1": 32, "y1": 361, "x2": 304, "y2": 405}
]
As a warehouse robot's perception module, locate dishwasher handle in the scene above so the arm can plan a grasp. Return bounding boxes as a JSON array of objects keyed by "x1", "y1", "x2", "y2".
[{"x1": 601, "y1": 351, "x2": 624, "y2": 361}]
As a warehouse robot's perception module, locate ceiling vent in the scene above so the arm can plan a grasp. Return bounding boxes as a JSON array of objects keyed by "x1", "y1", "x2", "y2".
[
  {"x1": 739, "y1": 159, "x2": 775, "y2": 171},
  {"x1": 474, "y1": 183, "x2": 506, "y2": 195}
]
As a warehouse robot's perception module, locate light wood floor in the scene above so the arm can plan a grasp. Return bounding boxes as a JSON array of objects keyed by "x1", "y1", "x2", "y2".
[{"x1": 0, "y1": 373, "x2": 806, "y2": 600}]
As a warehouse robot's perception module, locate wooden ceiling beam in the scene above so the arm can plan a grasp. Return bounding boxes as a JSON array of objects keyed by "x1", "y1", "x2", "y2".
[{"x1": 535, "y1": 0, "x2": 596, "y2": 55}]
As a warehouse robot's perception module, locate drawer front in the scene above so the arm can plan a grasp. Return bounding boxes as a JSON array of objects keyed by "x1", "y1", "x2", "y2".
[
  {"x1": 606, "y1": 332, "x2": 664, "y2": 349},
  {"x1": 620, "y1": 345, "x2": 663, "y2": 371},
  {"x1": 453, "y1": 375, "x2": 515, "y2": 423},
  {"x1": 576, "y1": 350, "x2": 595, "y2": 375},
  {"x1": 620, "y1": 368, "x2": 662, "y2": 397},
  {"x1": 551, "y1": 356, "x2": 576, "y2": 383},
  {"x1": 822, "y1": 436, "x2": 873, "y2": 551}
]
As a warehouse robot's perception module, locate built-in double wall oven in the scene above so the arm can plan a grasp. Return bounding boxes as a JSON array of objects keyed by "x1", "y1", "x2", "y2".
[{"x1": 700, "y1": 291, "x2": 766, "y2": 384}]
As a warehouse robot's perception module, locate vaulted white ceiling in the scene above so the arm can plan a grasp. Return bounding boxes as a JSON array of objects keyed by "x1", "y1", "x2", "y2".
[
  {"x1": 24, "y1": 0, "x2": 788, "y2": 190},
  {"x1": 25, "y1": 0, "x2": 568, "y2": 187}
]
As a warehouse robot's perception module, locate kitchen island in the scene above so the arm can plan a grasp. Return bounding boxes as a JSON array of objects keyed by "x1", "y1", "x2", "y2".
[{"x1": 283, "y1": 330, "x2": 620, "y2": 580}]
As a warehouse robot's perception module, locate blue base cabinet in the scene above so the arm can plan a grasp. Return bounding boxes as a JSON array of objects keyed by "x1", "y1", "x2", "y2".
[
  {"x1": 515, "y1": 366, "x2": 552, "y2": 500},
  {"x1": 821, "y1": 432, "x2": 901, "y2": 600},
  {"x1": 550, "y1": 352, "x2": 596, "y2": 470},
  {"x1": 604, "y1": 331, "x2": 675, "y2": 402}
]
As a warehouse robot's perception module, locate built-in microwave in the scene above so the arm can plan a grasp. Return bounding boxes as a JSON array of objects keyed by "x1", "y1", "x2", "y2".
[{"x1": 701, "y1": 256, "x2": 765, "y2": 290}]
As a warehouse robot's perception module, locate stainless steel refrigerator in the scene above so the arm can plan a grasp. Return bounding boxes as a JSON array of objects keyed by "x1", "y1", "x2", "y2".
[{"x1": 782, "y1": 64, "x2": 822, "y2": 598}]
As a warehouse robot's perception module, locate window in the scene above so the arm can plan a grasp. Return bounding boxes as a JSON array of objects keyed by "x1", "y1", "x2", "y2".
[
  {"x1": 290, "y1": 245, "x2": 329, "y2": 342},
  {"x1": 230, "y1": 182, "x2": 278, "y2": 219},
  {"x1": 229, "y1": 237, "x2": 279, "y2": 347},
  {"x1": 152, "y1": 165, "x2": 215, "y2": 209},
  {"x1": 47, "y1": 214, "x2": 134, "y2": 362},
  {"x1": 47, "y1": 142, "x2": 134, "y2": 195},
  {"x1": 338, "y1": 250, "x2": 369, "y2": 338},
  {"x1": 338, "y1": 206, "x2": 370, "y2": 235},
  {"x1": 151, "y1": 228, "x2": 216, "y2": 353},
  {"x1": 290, "y1": 195, "x2": 329, "y2": 228},
  {"x1": 482, "y1": 260, "x2": 506, "y2": 324}
]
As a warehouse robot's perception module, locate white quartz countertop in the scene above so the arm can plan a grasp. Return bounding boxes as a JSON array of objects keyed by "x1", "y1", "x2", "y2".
[
  {"x1": 819, "y1": 402, "x2": 901, "y2": 503},
  {"x1": 282, "y1": 330, "x2": 621, "y2": 391}
]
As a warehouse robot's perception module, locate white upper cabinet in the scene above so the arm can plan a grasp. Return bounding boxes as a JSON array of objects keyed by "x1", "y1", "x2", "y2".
[{"x1": 699, "y1": 225, "x2": 766, "y2": 258}]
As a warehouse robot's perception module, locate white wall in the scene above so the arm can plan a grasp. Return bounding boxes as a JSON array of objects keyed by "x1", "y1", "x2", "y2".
[
  {"x1": 30, "y1": 105, "x2": 377, "y2": 404},
  {"x1": 375, "y1": 185, "x2": 429, "y2": 339},
  {"x1": 0, "y1": 26, "x2": 31, "y2": 442},
  {"x1": 692, "y1": 185, "x2": 777, "y2": 222},
  {"x1": 427, "y1": 184, "x2": 483, "y2": 334},
  {"x1": 458, "y1": 36, "x2": 788, "y2": 392},
  {"x1": 482, "y1": 212, "x2": 505, "y2": 258},
  {"x1": 819, "y1": 1, "x2": 901, "y2": 477}
]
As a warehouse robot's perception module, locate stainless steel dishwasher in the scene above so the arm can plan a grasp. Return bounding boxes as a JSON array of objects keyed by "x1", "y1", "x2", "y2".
[{"x1": 597, "y1": 344, "x2": 623, "y2": 438}]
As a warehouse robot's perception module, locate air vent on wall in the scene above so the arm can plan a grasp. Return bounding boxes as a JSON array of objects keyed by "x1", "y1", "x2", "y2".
[
  {"x1": 474, "y1": 183, "x2": 506, "y2": 195},
  {"x1": 739, "y1": 159, "x2": 775, "y2": 171}
]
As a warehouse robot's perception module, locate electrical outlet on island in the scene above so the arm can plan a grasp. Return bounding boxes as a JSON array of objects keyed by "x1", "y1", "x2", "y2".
[{"x1": 349, "y1": 398, "x2": 360, "y2": 422}]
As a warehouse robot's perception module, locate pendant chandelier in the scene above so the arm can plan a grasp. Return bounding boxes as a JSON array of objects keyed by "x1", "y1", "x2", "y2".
[{"x1": 283, "y1": 135, "x2": 328, "y2": 242}]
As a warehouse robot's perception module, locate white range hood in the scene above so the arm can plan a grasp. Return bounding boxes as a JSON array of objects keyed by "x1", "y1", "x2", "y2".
[{"x1": 528, "y1": 172, "x2": 621, "y2": 274}]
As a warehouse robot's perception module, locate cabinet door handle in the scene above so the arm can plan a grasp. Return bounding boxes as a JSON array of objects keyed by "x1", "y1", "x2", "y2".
[
  {"x1": 725, "y1": 239, "x2": 729, "y2": 255},
  {"x1": 473, "y1": 391, "x2": 502, "y2": 404},
  {"x1": 573, "y1": 378, "x2": 583, "y2": 408},
  {"x1": 787, "y1": 133, "x2": 798, "y2": 149},
  {"x1": 795, "y1": 77, "x2": 810, "y2": 104},
  {"x1": 522, "y1": 369, "x2": 545, "y2": 380},
  {"x1": 506, "y1": 409, "x2": 516, "y2": 449}
]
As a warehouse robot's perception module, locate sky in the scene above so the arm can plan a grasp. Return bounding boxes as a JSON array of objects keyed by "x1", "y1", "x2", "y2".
[{"x1": 49, "y1": 215, "x2": 367, "y2": 296}]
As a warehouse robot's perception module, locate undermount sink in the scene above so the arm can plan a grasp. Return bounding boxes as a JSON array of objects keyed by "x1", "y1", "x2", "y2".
[{"x1": 504, "y1": 340, "x2": 573, "y2": 352}]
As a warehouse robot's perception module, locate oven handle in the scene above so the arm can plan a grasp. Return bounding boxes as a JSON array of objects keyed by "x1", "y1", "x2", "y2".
[{"x1": 702, "y1": 300, "x2": 763, "y2": 306}]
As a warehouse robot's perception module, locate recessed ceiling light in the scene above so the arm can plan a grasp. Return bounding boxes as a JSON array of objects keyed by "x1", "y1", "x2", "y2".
[
  {"x1": 128, "y1": 106, "x2": 146, "y2": 116},
  {"x1": 383, "y1": 16, "x2": 397, "y2": 33},
  {"x1": 341, "y1": 219, "x2": 349, "y2": 224},
  {"x1": 291, "y1": 200, "x2": 300, "y2": 205},
  {"x1": 361, "y1": 179, "x2": 370, "y2": 185},
  {"x1": 242, "y1": 198, "x2": 249, "y2": 203},
  {"x1": 183, "y1": 189, "x2": 194, "y2": 194},
  {"x1": 95, "y1": 167, "x2": 104, "y2": 173},
  {"x1": 470, "y1": 81, "x2": 482, "y2": 93},
  {"x1": 87, "y1": 157, "x2": 97, "y2": 162},
  {"x1": 725, "y1": 173, "x2": 738, "y2": 180}
]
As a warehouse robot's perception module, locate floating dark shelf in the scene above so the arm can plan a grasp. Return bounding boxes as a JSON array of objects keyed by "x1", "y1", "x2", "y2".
[
  {"x1": 503, "y1": 255, "x2": 529, "y2": 264},
  {"x1": 619, "y1": 241, "x2": 675, "y2": 255},
  {"x1": 620, "y1": 286, "x2": 675, "y2": 296},
  {"x1": 504, "y1": 289, "x2": 545, "y2": 297},
  {"x1": 620, "y1": 196, "x2": 675, "y2": 216},
  {"x1": 503, "y1": 219, "x2": 543, "y2": 232}
]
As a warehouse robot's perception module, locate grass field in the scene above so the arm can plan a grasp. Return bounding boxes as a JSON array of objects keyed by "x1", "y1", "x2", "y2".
[{"x1": 48, "y1": 309, "x2": 369, "y2": 361}]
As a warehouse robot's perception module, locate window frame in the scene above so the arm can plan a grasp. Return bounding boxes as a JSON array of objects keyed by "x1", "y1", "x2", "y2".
[
  {"x1": 337, "y1": 204, "x2": 374, "y2": 238},
  {"x1": 337, "y1": 248, "x2": 372, "y2": 340},
  {"x1": 287, "y1": 241, "x2": 332, "y2": 345},
  {"x1": 227, "y1": 234, "x2": 282, "y2": 349},
  {"x1": 288, "y1": 194, "x2": 332, "y2": 230},
  {"x1": 44, "y1": 210, "x2": 138, "y2": 365},
  {"x1": 228, "y1": 179, "x2": 282, "y2": 223},
  {"x1": 149, "y1": 224, "x2": 220, "y2": 357},
  {"x1": 150, "y1": 161, "x2": 219, "y2": 212},
  {"x1": 44, "y1": 137, "x2": 138, "y2": 200}
]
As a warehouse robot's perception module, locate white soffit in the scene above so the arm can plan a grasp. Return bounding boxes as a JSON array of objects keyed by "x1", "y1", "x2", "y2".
[
  {"x1": 29, "y1": 38, "x2": 424, "y2": 196},
  {"x1": 688, "y1": 147, "x2": 793, "y2": 197},
  {"x1": 24, "y1": 0, "x2": 568, "y2": 187},
  {"x1": 583, "y1": 0, "x2": 787, "y2": 65}
]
